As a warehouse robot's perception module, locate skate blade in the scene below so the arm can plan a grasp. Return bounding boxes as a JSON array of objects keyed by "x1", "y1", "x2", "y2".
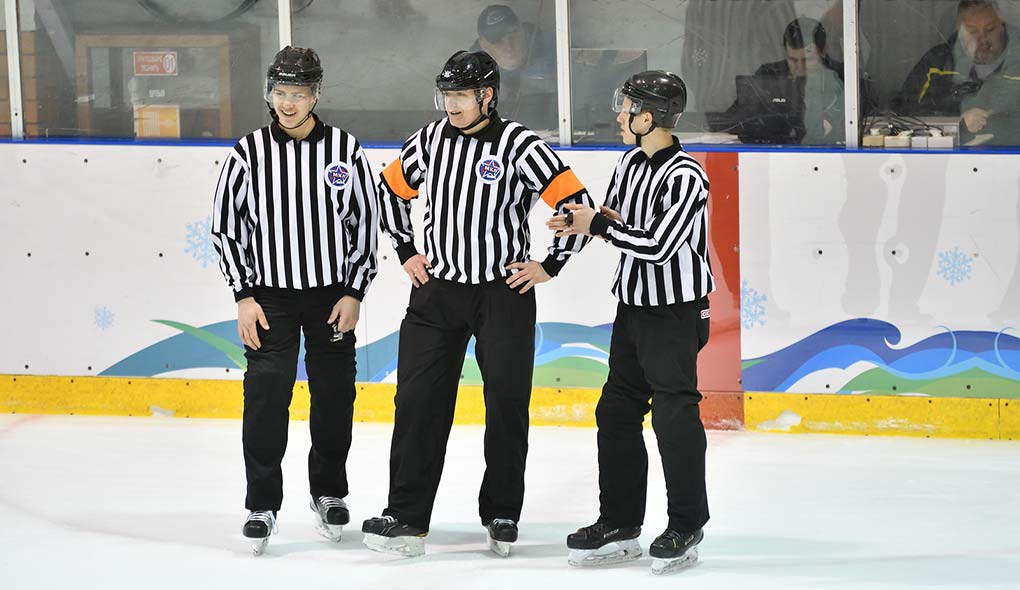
[
  {"x1": 651, "y1": 547, "x2": 698, "y2": 575},
  {"x1": 488, "y1": 536, "x2": 512, "y2": 558},
  {"x1": 567, "y1": 539, "x2": 642, "y2": 567},
  {"x1": 250, "y1": 537, "x2": 269, "y2": 556},
  {"x1": 363, "y1": 532, "x2": 425, "y2": 557},
  {"x1": 314, "y1": 519, "x2": 343, "y2": 542}
]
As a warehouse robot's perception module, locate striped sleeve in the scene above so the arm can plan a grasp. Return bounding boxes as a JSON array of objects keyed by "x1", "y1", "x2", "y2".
[
  {"x1": 211, "y1": 149, "x2": 255, "y2": 301},
  {"x1": 602, "y1": 157, "x2": 625, "y2": 214},
  {"x1": 600, "y1": 166, "x2": 707, "y2": 265},
  {"x1": 516, "y1": 140, "x2": 595, "y2": 277},
  {"x1": 378, "y1": 125, "x2": 429, "y2": 264},
  {"x1": 342, "y1": 145, "x2": 380, "y2": 301}
]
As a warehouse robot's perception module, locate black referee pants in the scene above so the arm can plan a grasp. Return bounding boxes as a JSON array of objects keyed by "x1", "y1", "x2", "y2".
[
  {"x1": 596, "y1": 299, "x2": 710, "y2": 533},
  {"x1": 242, "y1": 285, "x2": 357, "y2": 511},
  {"x1": 383, "y1": 277, "x2": 536, "y2": 531}
]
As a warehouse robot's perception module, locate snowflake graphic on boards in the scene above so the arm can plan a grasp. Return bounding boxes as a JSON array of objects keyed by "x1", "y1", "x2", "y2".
[
  {"x1": 185, "y1": 216, "x2": 217, "y2": 268},
  {"x1": 936, "y1": 247, "x2": 973, "y2": 286},
  {"x1": 95, "y1": 306, "x2": 115, "y2": 331},
  {"x1": 741, "y1": 280, "x2": 767, "y2": 329}
]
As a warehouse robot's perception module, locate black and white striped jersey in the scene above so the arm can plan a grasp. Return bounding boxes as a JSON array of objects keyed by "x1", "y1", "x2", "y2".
[
  {"x1": 378, "y1": 114, "x2": 594, "y2": 283},
  {"x1": 211, "y1": 115, "x2": 379, "y2": 301},
  {"x1": 590, "y1": 138, "x2": 714, "y2": 306}
]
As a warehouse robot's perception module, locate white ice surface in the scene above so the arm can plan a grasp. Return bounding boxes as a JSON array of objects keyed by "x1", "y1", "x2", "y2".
[{"x1": 1, "y1": 414, "x2": 1018, "y2": 589}]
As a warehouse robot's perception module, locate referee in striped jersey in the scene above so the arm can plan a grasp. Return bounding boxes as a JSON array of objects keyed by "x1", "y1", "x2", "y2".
[
  {"x1": 211, "y1": 47, "x2": 378, "y2": 553},
  {"x1": 362, "y1": 50, "x2": 595, "y2": 557},
  {"x1": 551, "y1": 71, "x2": 713, "y2": 573}
]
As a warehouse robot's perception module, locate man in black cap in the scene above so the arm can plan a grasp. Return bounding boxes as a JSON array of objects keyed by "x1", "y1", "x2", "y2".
[{"x1": 471, "y1": 4, "x2": 557, "y2": 130}]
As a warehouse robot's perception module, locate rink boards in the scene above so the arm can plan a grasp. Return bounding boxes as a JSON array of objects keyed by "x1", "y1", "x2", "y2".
[{"x1": 2, "y1": 142, "x2": 1019, "y2": 438}]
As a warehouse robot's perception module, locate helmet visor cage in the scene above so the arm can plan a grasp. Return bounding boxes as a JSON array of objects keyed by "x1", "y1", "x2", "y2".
[
  {"x1": 612, "y1": 88, "x2": 644, "y2": 115},
  {"x1": 434, "y1": 88, "x2": 484, "y2": 112},
  {"x1": 265, "y1": 79, "x2": 320, "y2": 104}
]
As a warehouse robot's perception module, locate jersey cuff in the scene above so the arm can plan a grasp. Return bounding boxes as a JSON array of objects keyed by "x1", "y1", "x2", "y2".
[
  {"x1": 590, "y1": 212, "x2": 611, "y2": 237},
  {"x1": 233, "y1": 286, "x2": 254, "y2": 302},
  {"x1": 395, "y1": 243, "x2": 419, "y2": 265},
  {"x1": 541, "y1": 256, "x2": 566, "y2": 278}
]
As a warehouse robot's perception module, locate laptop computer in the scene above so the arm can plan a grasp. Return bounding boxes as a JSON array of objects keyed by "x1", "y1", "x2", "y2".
[{"x1": 729, "y1": 75, "x2": 805, "y2": 144}]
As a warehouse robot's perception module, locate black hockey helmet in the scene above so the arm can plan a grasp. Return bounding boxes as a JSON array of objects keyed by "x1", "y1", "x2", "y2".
[
  {"x1": 436, "y1": 50, "x2": 501, "y2": 110},
  {"x1": 266, "y1": 46, "x2": 323, "y2": 94},
  {"x1": 614, "y1": 70, "x2": 687, "y2": 129}
]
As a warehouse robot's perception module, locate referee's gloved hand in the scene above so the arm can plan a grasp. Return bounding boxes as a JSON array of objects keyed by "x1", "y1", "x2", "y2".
[
  {"x1": 403, "y1": 254, "x2": 432, "y2": 288},
  {"x1": 237, "y1": 297, "x2": 270, "y2": 350},
  {"x1": 328, "y1": 295, "x2": 361, "y2": 335}
]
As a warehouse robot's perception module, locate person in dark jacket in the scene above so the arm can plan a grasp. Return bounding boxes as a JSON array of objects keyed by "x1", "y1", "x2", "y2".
[
  {"x1": 898, "y1": 0, "x2": 1020, "y2": 139},
  {"x1": 469, "y1": 4, "x2": 557, "y2": 130},
  {"x1": 728, "y1": 18, "x2": 846, "y2": 144}
]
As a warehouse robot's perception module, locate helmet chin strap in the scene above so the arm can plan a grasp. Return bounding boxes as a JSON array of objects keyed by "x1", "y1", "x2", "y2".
[
  {"x1": 628, "y1": 113, "x2": 656, "y2": 147},
  {"x1": 278, "y1": 111, "x2": 313, "y2": 130},
  {"x1": 456, "y1": 111, "x2": 488, "y2": 130}
]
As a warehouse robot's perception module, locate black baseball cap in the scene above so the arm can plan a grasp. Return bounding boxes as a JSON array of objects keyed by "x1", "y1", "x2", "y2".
[{"x1": 478, "y1": 5, "x2": 521, "y2": 42}]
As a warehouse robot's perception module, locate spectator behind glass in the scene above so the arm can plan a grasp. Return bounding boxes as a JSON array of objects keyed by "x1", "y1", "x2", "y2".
[
  {"x1": 680, "y1": 0, "x2": 795, "y2": 113},
  {"x1": 898, "y1": 0, "x2": 1020, "y2": 140},
  {"x1": 470, "y1": 4, "x2": 557, "y2": 131},
  {"x1": 728, "y1": 18, "x2": 846, "y2": 144}
]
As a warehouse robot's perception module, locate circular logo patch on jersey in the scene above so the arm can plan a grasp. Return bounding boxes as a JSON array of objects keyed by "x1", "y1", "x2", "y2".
[
  {"x1": 323, "y1": 161, "x2": 351, "y2": 190},
  {"x1": 476, "y1": 158, "x2": 504, "y2": 184}
]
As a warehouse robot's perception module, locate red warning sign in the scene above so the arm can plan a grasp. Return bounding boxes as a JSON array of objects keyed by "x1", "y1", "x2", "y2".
[{"x1": 133, "y1": 51, "x2": 178, "y2": 76}]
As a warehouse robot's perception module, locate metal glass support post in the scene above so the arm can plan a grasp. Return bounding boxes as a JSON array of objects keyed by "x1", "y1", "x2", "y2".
[
  {"x1": 843, "y1": 0, "x2": 861, "y2": 149},
  {"x1": 5, "y1": 0, "x2": 25, "y2": 139},
  {"x1": 278, "y1": 0, "x2": 292, "y2": 49},
  {"x1": 555, "y1": 0, "x2": 571, "y2": 146}
]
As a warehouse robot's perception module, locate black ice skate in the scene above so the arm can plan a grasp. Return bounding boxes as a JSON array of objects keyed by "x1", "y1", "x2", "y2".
[
  {"x1": 242, "y1": 510, "x2": 277, "y2": 556},
  {"x1": 361, "y1": 515, "x2": 427, "y2": 557},
  {"x1": 566, "y1": 521, "x2": 642, "y2": 567},
  {"x1": 649, "y1": 528, "x2": 702, "y2": 574},
  {"x1": 485, "y1": 518, "x2": 518, "y2": 557},
  {"x1": 310, "y1": 496, "x2": 349, "y2": 542}
]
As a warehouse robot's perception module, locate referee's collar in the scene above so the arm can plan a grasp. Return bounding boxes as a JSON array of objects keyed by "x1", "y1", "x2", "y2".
[
  {"x1": 642, "y1": 136, "x2": 683, "y2": 169},
  {"x1": 270, "y1": 113, "x2": 326, "y2": 144},
  {"x1": 441, "y1": 111, "x2": 505, "y2": 142}
]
